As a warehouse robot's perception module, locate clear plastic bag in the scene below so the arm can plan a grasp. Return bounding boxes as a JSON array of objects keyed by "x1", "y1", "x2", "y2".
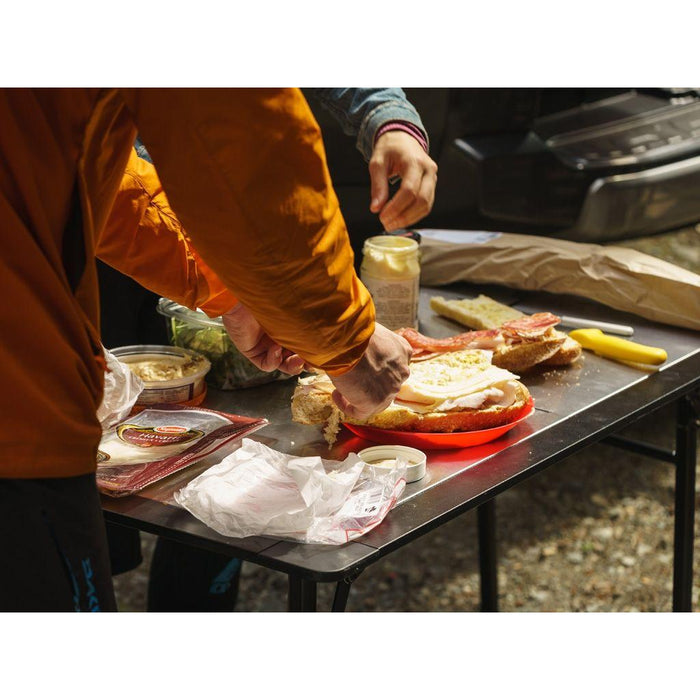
[
  {"x1": 96, "y1": 346, "x2": 145, "y2": 429},
  {"x1": 174, "y1": 438, "x2": 407, "y2": 545}
]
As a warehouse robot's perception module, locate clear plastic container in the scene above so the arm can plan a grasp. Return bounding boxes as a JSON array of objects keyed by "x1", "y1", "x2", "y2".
[
  {"x1": 156, "y1": 298, "x2": 289, "y2": 390},
  {"x1": 111, "y1": 344, "x2": 210, "y2": 407},
  {"x1": 360, "y1": 235, "x2": 421, "y2": 330}
]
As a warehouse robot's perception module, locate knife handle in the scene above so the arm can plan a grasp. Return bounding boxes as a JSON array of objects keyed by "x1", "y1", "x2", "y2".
[{"x1": 568, "y1": 328, "x2": 667, "y2": 365}]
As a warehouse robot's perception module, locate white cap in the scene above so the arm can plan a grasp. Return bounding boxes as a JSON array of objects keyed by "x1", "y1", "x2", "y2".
[{"x1": 358, "y1": 445, "x2": 427, "y2": 483}]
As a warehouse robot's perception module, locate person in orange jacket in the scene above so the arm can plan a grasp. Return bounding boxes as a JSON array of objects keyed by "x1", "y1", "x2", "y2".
[
  {"x1": 0, "y1": 88, "x2": 412, "y2": 611},
  {"x1": 101, "y1": 90, "x2": 438, "y2": 612}
]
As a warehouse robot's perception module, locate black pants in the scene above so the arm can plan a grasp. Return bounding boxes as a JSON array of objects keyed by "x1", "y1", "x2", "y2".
[
  {"x1": 0, "y1": 473, "x2": 117, "y2": 612},
  {"x1": 107, "y1": 524, "x2": 241, "y2": 612}
]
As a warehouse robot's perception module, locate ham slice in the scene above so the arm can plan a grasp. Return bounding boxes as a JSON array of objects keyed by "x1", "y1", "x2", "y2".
[{"x1": 500, "y1": 312, "x2": 561, "y2": 340}]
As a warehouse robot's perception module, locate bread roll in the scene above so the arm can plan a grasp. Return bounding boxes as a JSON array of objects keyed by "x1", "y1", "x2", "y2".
[{"x1": 292, "y1": 349, "x2": 531, "y2": 437}]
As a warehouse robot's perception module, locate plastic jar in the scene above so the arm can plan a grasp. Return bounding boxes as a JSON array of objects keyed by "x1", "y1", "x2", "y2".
[{"x1": 360, "y1": 235, "x2": 420, "y2": 330}]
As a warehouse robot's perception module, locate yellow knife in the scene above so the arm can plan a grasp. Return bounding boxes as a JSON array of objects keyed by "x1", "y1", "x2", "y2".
[{"x1": 568, "y1": 328, "x2": 667, "y2": 366}]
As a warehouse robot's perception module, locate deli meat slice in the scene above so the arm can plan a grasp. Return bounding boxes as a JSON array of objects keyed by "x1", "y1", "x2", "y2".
[
  {"x1": 500, "y1": 312, "x2": 561, "y2": 340},
  {"x1": 396, "y1": 327, "x2": 503, "y2": 352}
]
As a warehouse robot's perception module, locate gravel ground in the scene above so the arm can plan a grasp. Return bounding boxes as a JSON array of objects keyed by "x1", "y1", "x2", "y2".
[{"x1": 112, "y1": 225, "x2": 700, "y2": 613}]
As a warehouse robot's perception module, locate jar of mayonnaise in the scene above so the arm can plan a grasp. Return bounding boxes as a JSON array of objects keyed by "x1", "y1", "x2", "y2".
[{"x1": 360, "y1": 235, "x2": 420, "y2": 330}]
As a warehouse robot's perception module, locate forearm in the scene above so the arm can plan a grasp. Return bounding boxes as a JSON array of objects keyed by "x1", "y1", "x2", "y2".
[{"x1": 307, "y1": 88, "x2": 428, "y2": 160}]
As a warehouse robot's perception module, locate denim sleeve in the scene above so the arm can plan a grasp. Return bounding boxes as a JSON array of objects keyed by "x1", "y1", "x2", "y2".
[
  {"x1": 307, "y1": 88, "x2": 429, "y2": 161},
  {"x1": 134, "y1": 136, "x2": 153, "y2": 163}
]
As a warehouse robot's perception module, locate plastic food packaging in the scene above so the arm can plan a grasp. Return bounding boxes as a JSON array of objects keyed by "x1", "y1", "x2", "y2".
[
  {"x1": 174, "y1": 438, "x2": 407, "y2": 545},
  {"x1": 157, "y1": 298, "x2": 291, "y2": 390},
  {"x1": 96, "y1": 406, "x2": 267, "y2": 497},
  {"x1": 111, "y1": 344, "x2": 210, "y2": 409},
  {"x1": 96, "y1": 346, "x2": 145, "y2": 430}
]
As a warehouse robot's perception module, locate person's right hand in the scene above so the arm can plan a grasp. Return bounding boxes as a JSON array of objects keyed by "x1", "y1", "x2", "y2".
[
  {"x1": 221, "y1": 302, "x2": 305, "y2": 376},
  {"x1": 329, "y1": 323, "x2": 412, "y2": 420}
]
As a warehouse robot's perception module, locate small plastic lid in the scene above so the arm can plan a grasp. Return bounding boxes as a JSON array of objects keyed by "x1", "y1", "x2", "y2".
[
  {"x1": 358, "y1": 444, "x2": 427, "y2": 483},
  {"x1": 157, "y1": 298, "x2": 225, "y2": 329}
]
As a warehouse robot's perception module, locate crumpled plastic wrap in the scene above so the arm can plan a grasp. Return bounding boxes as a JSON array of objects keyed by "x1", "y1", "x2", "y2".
[
  {"x1": 174, "y1": 438, "x2": 407, "y2": 545},
  {"x1": 417, "y1": 230, "x2": 700, "y2": 330},
  {"x1": 96, "y1": 346, "x2": 145, "y2": 429}
]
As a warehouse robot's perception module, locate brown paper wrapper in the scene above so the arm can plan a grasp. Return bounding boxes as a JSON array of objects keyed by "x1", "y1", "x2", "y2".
[{"x1": 418, "y1": 231, "x2": 700, "y2": 331}]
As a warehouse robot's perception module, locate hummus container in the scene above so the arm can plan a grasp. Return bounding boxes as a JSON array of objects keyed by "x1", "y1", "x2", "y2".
[
  {"x1": 111, "y1": 344, "x2": 211, "y2": 408},
  {"x1": 157, "y1": 298, "x2": 289, "y2": 390},
  {"x1": 358, "y1": 445, "x2": 427, "y2": 483}
]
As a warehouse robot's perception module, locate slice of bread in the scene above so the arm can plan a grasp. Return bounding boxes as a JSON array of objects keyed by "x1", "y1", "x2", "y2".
[
  {"x1": 492, "y1": 331, "x2": 567, "y2": 372},
  {"x1": 430, "y1": 295, "x2": 525, "y2": 330},
  {"x1": 539, "y1": 333, "x2": 583, "y2": 366}
]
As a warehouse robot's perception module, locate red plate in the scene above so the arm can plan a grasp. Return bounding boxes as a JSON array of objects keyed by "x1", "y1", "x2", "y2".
[{"x1": 342, "y1": 397, "x2": 535, "y2": 450}]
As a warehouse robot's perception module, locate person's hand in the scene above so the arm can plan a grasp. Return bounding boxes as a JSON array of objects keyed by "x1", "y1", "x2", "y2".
[
  {"x1": 330, "y1": 323, "x2": 412, "y2": 420},
  {"x1": 221, "y1": 302, "x2": 305, "y2": 375},
  {"x1": 369, "y1": 130, "x2": 438, "y2": 231}
]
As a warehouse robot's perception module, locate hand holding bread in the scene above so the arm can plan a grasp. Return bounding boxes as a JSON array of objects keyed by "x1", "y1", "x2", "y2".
[
  {"x1": 292, "y1": 349, "x2": 532, "y2": 443},
  {"x1": 329, "y1": 322, "x2": 412, "y2": 421}
]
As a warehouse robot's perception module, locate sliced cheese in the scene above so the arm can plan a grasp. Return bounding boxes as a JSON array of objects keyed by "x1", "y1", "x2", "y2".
[{"x1": 398, "y1": 362, "x2": 518, "y2": 405}]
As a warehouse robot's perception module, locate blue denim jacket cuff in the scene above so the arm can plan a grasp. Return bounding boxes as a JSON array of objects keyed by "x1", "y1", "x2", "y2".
[{"x1": 356, "y1": 100, "x2": 429, "y2": 161}]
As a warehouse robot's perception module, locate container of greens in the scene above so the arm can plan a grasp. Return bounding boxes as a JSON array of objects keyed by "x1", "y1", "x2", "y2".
[{"x1": 157, "y1": 298, "x2": 290, "y2": 390}]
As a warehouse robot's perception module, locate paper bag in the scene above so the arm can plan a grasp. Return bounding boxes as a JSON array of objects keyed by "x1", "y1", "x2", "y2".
[{"x1": 417, "y1": 230, "x2": 700, "y2": 330}]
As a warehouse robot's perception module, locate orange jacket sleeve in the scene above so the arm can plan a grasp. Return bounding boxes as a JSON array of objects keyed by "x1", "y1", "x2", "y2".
[
  {"x1": 97, "y1": 148, "x2": 237, "y2": 318},
  {"x1": 119, "y1": 88, "x2": 374, "y2": 374}
]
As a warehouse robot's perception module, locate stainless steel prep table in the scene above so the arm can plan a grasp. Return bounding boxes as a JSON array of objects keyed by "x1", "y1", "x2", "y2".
[{"x1": 102, "y1": 284, "x2": 700, "y2": 612}]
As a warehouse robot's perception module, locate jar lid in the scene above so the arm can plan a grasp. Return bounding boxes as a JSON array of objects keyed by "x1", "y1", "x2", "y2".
[
  {"x1": 358, "y1": 444, "x2": 427, "y2": 483},
  {"x1": 157, "y1": 298, "x2": 225, "y2": 329},
  {"x1": 363, "y1": 235, "x2": 418, "y2": 256}
]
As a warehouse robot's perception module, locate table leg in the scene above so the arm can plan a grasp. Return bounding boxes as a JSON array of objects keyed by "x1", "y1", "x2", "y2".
[
  {"x1": 288, "y1": 576, "x2": 317, "y2": 612},
  {"x1": 332, "y1": 580, "x2": 352, "y2": 612},
  {"x1": 478, "y1": 498, "x2": 498, "y2": 612},
  {"x1": 672, "y1": 393, "x2": 698, "y2": 612},
  {"x1": 330, "y1": 569, "x2": 362, "y2": 612}
]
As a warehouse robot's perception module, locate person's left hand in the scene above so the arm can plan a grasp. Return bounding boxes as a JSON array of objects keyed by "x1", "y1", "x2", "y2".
[
  {"x1": 221, "y1": 302, "x2": 305, "y2": 375},
  {"x1": 368, "y1": 130, "x2": 438, "y2": 231}
]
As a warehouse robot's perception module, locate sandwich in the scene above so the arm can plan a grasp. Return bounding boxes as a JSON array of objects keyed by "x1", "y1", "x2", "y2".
[
  {"x1": 418, "y1": 296, "x2": 583, "y2": 372},
  {"x1": 292, "y1": 349, "x2": 531, "y2": 444}
]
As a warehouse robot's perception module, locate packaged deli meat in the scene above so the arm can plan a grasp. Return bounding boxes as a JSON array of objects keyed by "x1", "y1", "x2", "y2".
[{"x1": 96, "y1": 405, "x2": 267, "y2": 497}]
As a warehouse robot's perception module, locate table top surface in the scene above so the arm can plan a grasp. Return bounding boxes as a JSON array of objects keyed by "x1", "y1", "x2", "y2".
[{"x1": 102, "y1": 282, "x2": 700, "y2": 581}]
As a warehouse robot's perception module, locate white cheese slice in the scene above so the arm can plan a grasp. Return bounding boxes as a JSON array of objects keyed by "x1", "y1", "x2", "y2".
[{"x1": 397, "y1": 364, "x2": 518, "y2": 406}]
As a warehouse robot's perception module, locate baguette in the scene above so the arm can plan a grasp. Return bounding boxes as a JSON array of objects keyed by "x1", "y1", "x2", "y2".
[
  {"x1": 292, "y1": 349, "x2": 531, "y2": 438},
  {"x1": 539, "y1": 333, "x2": 583, "y2": 366}
]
